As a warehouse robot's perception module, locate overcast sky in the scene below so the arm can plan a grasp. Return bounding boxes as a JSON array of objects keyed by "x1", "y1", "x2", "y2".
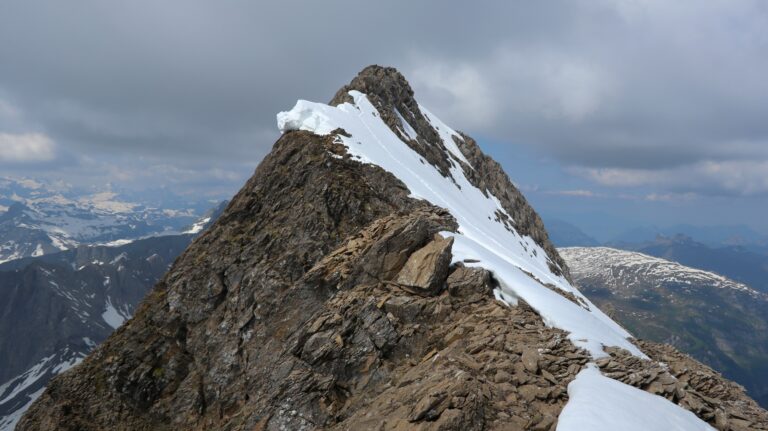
[{"x1": 1, "y1": 0, "x2": 767, "y2": 237}]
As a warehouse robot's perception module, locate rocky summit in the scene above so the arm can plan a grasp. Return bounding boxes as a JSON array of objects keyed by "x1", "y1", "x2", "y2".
[{"x1": 18, "y1": 66, "x2": 768, "y2": 430}]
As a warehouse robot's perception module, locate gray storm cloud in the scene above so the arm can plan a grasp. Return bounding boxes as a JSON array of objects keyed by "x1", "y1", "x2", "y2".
[{"x1": 1, "y1": 0, "x2": 767, "y2": 196}]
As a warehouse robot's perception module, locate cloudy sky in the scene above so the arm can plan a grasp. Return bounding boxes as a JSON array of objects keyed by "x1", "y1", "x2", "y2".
[{"x1": 1, "y1": 0, "x2": 767, "y2": 239}]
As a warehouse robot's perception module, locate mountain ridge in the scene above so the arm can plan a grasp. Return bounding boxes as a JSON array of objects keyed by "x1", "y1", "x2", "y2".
[
  {"x1": 0, "y1": 207, "x2": 224, "y2": 430},
  {"x1": 17, "y1": 66, "x2": 767, "y2": 430}
]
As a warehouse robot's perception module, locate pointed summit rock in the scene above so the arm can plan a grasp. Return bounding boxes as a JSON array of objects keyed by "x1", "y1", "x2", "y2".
[{"x1": 18, "y1": 66, "x2": 767, "y2": 431}]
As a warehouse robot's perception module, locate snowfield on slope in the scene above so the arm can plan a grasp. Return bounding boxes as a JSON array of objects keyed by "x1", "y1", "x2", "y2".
[
  {"x1": 278, "y1": 90, "x2": 641, "y2": 359},
  {"x1": 278, "y1": 90, "x2": 715, "y2": 430}
]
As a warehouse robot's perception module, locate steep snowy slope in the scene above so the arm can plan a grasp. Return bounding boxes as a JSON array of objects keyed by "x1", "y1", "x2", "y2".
[
  {"x1": 278, "y1": 89, "x2": 641, "y2": 360},
  {"x1": 17, "y1": 66, "x2": 765, "y2": 431},
  {"x1": 275, "y1": 75, "x2": 719, "y2": 430}
]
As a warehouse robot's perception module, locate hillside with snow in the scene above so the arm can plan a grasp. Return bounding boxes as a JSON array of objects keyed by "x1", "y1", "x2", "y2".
[
  {"x1": 0, "y1": 204, "x2": 224, "y2": 430},
  {"x1": 561, "y1": 246, "x2": 768, "y2": 408},
  {"x1": 0, "y1": 235, "x2": 194, "y2": 431}
]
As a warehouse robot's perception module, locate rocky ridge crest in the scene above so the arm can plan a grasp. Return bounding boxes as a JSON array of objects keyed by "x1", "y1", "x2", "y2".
[{"x1": 17, "y1": 66, "x2": 767, "y2": 431}]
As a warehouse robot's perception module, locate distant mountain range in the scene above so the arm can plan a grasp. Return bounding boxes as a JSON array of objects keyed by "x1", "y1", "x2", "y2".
[
  {"x1": 541, "y1": 218, "x2": 599, "y2": 247},
  {"x1": 560, "y1": 246, "x2": 768, "y2": 408},
  {"x1": 613, "y1": 235, "x2": 768, "y2": 294},
  {"x1": 545, "y1": 218, "x2": 768, "y2": 293},
  {"x1": 0, "y1": 177, "x2": 220, "y2": 264},
  {"x1": 609, "y1": 224, "x2": 768, "y2": 249},
  {"x1": 0, "y1": 198, "x2": 227, "y2": 430},
  {"x1": 545, "y1": 217, "x2": 768, "y2": 250}
]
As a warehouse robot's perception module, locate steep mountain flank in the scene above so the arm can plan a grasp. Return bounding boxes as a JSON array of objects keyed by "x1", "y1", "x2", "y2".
[
  {"x1": 329, "y1": 67, "x2": 569, "y2": 280},
  {"x1": 0, "y1": 235, "x2": 192, "y2": 430},
  {"x1": 18, "y1": 66, "x2": 767, "y2": 430},
  {"x1": 0, "y1": 209, "x2": 222, "y2": 430}
]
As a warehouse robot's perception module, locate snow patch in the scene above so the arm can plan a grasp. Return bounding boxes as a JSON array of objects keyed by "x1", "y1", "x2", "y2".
[
  {"x1": 0, "y1": 387, "x2": 44, "y2": 431},
  {"x1": 48, "y1": 234, "x2": 70, "y2": 251},
  {"x1": 101, "y1": 238, "x2": 133, "y2": 247},
  {"x1": 559, "y1": 366, "x2": 714, "y2": 431},
  {"x1": 184, "y1": 217, "x2": 211, "y2": 234},
  {"x1": 101, "y1": 297, "x2": 127, "y2": 329},
  {"x1": 109, "y1": 252, "x2": 128, "y2": 265},
  {"x1": 394, "y1": 109, "x2": 418, "y2": 141}
]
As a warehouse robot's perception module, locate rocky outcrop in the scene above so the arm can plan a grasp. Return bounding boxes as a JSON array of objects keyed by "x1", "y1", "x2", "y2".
[
  {"x1": 17, "y1": 66, "x2": 767, "y2": 430},
  {"x1": 395, "y1": 234, "x2": 454, "y2": 295}
]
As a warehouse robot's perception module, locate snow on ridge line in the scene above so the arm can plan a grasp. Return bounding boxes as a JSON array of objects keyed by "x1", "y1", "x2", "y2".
[
  {"x1": 558, "y1": 366, "x2": 715, "y2": 431},
  {"x1": 417, "y1": 103, "x2": 471, "y2": 166},
  {"x1": 277, "y1": 90, "x2": 643, "y2": 359},
  {"x1": 276, "y1": 88, "x2": 712, "y2": 429}
]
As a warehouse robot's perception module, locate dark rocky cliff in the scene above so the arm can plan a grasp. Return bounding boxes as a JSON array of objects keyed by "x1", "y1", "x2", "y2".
[
  {"x1": 0, "y1": 234, "x2": 193, "y2": 430},
  {"x1": 18, "y1": 66, "x2": 768, "y2": 431}
]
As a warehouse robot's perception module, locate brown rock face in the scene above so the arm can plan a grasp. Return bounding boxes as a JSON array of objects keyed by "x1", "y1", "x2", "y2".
[
  {"x1": 17, "y1": 66, "x2": 767, "y2": 430},
  {"x1": 395, "y1": 234, "x2": 454, "y2": 295},
  {"x1": 446, "y1": 265, "x2": 495, "y2": 299}
]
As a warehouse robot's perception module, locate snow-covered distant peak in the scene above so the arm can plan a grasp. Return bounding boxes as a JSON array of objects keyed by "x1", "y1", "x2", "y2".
[
  {"x1": 278, "y1": 90, "x2": 643, "y2": 359},
  {"x1": 77, "y1": 191, "x2": 138, "y2": 214},
  {"x1": 559, "y1": 247, "x2": 760, "y2": 296}
]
